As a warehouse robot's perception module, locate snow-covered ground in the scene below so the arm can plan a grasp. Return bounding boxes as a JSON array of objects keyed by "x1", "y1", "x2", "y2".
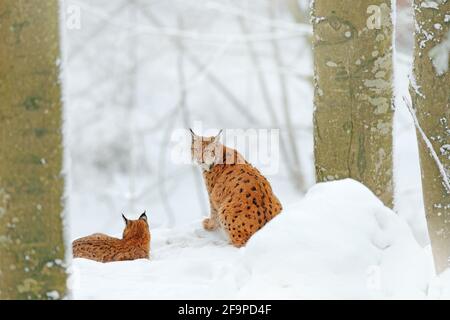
[
  {"x1": 64, "y1": 0, "x2": 450, "y2": 299},
  {"x1": 68, "y1": 78, "x2": 450, "y2": 299},
  {"x1": 71, "y1": 179, "x2": 438, "y2": 300}
]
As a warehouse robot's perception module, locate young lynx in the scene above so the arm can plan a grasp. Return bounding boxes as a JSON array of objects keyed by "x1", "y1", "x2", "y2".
[
  {"x1": 72, "y1": 212, "x2": 150, "y2": 263},
  {"x1": 190, "y1": 129, "x2": 282, "y2": 247}
]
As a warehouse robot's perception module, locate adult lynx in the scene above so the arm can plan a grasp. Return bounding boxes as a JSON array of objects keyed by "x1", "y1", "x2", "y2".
[{"x1": 190, "y1": 130, "x2": 282, "y2": 247}]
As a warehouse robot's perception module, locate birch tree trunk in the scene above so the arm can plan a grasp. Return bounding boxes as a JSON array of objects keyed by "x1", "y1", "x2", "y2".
[
  {"x1": 311, "y1": 0, "x2": 394, "y2": 207},
  {"x1": 0, "y1": 0, "x2": 67, "y2": 299},
  {"x1": 410, "y1": 0, "x2": 450, "y2": 274}
]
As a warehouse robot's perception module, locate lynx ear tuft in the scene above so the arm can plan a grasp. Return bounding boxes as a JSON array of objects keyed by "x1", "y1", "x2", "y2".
[
  {"x1": 189, "y1": 128, "x2": 196, "y2": 138},
  {"x1": 139, "y1": 211, "x2": 148, "y2": 221},
  {"x1": 214, "y1": 129, "x2": 223, "y2": 142},
  {"x1": 122, "y1": 214, "x2": 129, "y2": 225}
]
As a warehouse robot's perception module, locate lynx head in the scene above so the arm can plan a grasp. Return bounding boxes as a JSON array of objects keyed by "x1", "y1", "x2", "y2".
[
  {"x1": 122, "y1": 212, "x2": 150, "y2": 240},
  {"x1": 190, "y1": 129, "x2": 223, "y2": 171}
]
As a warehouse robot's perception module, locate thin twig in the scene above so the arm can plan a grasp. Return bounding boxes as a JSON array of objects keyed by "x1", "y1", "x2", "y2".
[
  {"x1": 403, "y1": 96, "x2": 450, "y2": 194},
  {"x1": 188, "y1": 0, "x2": 312, "y2": 34},
  {"x1": 68, "y1": 1, "x2": 129, "y2": 62}
]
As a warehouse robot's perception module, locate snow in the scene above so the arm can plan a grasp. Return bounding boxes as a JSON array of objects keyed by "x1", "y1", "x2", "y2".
[
  {"x1": 63, "y1": 0, "x2": 450, "y2": 300},
  {"x1": 429, "y1": 269, "x2": 450, "y2": 299},
  {"x1": 420, "y1": 1, "x2": 441, "y2": 9},
  {"x1": 71, "y1": 179, "x2": 434, "y2": 300}
]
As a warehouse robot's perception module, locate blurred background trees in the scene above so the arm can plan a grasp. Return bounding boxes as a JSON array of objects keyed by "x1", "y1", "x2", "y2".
[
  {"x1": 61, "y1": 0, "x2": 435, "y2": 271},
  {"x1": 64, "y1": 0, "x2": 315, "y2": 235}
]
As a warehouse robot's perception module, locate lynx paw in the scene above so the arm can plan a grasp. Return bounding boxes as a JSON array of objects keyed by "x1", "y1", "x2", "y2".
[{"x1": 203, "y1": 218, "x2": 218, "y2": 231}]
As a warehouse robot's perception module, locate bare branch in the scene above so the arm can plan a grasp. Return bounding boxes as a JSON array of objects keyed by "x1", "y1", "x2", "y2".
[
  {"x1": 270, "y1": 3, "x2": 307, "y2": 192},
  {"x1": 139, "y1": 6, "x2": 259, "y2": 124},
  {"x1": 403, "y1": 96, "x2": 450, "y2": 194}
]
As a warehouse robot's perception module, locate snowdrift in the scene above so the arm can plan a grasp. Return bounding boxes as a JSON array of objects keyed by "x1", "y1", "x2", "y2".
[
  {"x1": 237, "y1": 179, "x2": 431, "y2": 299},
  {"x1": 72, "y1": 179, "x2": 436, "y2": 299}
]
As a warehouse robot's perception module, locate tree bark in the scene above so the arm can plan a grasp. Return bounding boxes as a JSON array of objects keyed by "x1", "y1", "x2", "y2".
[
  {"x1": 311, "y1": 0, "x2": 394, "y2": 207},
  {"x1": 0, "y1": 0, "x2": 67, "y2": 299},
  {"x1": 410, "y1": 0, "x2": 450, "y2": 274}
]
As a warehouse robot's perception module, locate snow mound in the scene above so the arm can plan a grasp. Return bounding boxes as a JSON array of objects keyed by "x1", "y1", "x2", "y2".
[
  {"x1": 429, "y1": 269, "x2": 450, "y2": 299},
  {"x1": 71, "y1": 225, "x2": 241, "y2": 299},
  {"x1": 235, "y1": 179, "x2": 431, "y2": 299},
  {"x1": 71, "y1": 179, "x2": 433, "y2": 299}
]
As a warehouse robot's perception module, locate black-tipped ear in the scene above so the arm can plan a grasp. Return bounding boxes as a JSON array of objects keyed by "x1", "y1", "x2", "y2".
[
  {"x1": 189, "y1": 129, "x2": 197, "y2": 143},
  {"x1": 122, "y1": 214, "x2": 129, "y2": 225},
  {"x1": 214, "y1": 129, "x2": 223, "y2": 143},
  {"x1": 139, "y1": 211, "x2": 148, "y2": 221}
]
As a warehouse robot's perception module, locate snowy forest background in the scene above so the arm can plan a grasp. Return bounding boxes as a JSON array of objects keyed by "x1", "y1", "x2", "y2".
[
  {"x1": 60, "y1": 0, "x2": 449, "y2": 299},
  {"x1": 3, "y1": 0, "x2": 450, "y2": 299},
  {"x1": 65, "y1": 0, "x2": 315, "y2": 237},
  {"x1": 65, "y1": 0, "x2": 424, "y2": 239}
]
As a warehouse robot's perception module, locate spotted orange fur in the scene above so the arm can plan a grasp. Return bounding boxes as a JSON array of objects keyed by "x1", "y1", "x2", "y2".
[{"x1": 191, "y1": 130, "x2": 282, "y2": 247}]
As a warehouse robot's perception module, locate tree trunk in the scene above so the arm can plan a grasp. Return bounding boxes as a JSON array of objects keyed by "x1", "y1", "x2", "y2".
[
  {"x1": 410, "y1": 0, "x2": 450, "y2": 274},
  {"x1": 0, "y1": 0, "x2": 67, "y2": 299},
  {"x1": 311, "y1": 0, "x2": 394, "y2": 207}
]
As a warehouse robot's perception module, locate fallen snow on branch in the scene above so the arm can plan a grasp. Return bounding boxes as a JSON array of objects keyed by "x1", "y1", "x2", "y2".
[
  {"x1": 429, "y1": 31, "x2": 450, "y2": 76},
  {"x1": 403, "y1": 96, "x2": 450, "y2": 194}
]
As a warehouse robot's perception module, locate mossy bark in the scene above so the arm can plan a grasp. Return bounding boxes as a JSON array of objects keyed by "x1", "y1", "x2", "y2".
[
  {"x1": 410, "y1": 0, "x2": 450, "y2": 274},
  {"x1": 0, "y1": 0, "x2": 66, "y2": 299},
  {"x1": 311, "y1": 0, "x2": 394, "y2": 207}
]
